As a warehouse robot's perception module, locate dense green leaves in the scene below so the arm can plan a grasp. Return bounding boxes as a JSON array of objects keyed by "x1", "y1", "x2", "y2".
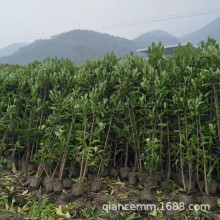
[{"x1": 0, "y1": 41, "x2": 219, "y2": 193}]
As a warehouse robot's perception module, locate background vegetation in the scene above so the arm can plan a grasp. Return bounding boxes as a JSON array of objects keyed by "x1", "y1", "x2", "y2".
[{"x1": 0, "y1": 39, "x2": 219, "y2": 196}]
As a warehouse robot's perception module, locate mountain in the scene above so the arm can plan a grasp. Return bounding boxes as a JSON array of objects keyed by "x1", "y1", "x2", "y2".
[
  {"x1": 181, "y1": 17, "x2": 220, "y2": 45},
  {"x1": 1, "y1": 17, "x2": 220, "y2": 66},
  {"x1": 133, "y1": 30, "x2": 179, "y2": 48},
  {"x1": 0, "y1": 30, "x2": 138, "y2": 65},
  {"x1": 0, "y1": 42, "x2": 29, "y2": 58}
]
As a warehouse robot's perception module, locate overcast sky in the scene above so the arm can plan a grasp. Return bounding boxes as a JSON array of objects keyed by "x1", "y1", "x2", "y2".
[{"x1": 0, "y1": 0, "x2": 220, "y2": 48}]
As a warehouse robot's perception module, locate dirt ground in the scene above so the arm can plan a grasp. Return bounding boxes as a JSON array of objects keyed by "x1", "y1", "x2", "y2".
[{"x1": 0, "y1": 166, "x2": 219, "y2": 220}]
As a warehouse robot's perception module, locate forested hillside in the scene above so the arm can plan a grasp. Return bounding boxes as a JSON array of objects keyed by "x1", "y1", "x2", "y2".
[
  {"x1": 0, "y1": 30, "x2": 137, "y2": 65},
  {"x1": 181, "y1": 17, "x2": 220, "y2": 45},
  {"x1": 1, "y1": 17, "x2": 220, "y2": 66},
  {"x1": 0, "y1": 42, "x2": 29, "y2": 58},
  {"x1": 133, "y1": 30, "x2": 179, "y2": 48}
]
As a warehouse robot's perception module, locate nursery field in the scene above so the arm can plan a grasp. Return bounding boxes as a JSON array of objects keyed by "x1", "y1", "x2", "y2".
[{"x1": 0, "y1": 39, "x2": 220, "y2": 219}]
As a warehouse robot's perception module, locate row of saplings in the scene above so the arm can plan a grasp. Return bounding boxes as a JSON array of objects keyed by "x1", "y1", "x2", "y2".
[{"x1": 6, "y1": 158, "x2": 220, "y2": 211}]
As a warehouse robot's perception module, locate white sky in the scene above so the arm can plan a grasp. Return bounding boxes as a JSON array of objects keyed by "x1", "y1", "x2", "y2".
[{"x1": 0, "y1": 0, "x2": 220, "y2": 48}]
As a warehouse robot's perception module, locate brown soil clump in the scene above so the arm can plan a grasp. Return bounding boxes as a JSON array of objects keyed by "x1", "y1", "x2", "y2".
[
  {"x1": 128, "y1": 172, "x2": 137, "y2": 185},
  {"x1": 140, "y1": 190, "x2": 154, "y2": 202},
  {"x1": 29, "y1": 176, "x2": 43, "y2": 189},
  {"x1": 120, "y1": 167, "x2": 130, "y2": 180},
  {"x1": 199, "y1": 196, "x2": 217, "y2": 210},
  {"x1": 177, "y1": 194, "x2": 193, "y2": 206},
  {"x1": 63, "y1": 179, "x2": 73, "y2": 189},
  {"x1": 91, "y1": 181, "x2": 103, "y2": 192},
  {"x1": 110, "y1": 168, "x2": 119, "y2": 178},
  {"x1": 52, "y1": 181, "x2": 64, "y2": 192},
  {"x1": 72, "y1": 183, "x2": 86, "y2": 197},
  {"x1": 208, "y1": 182, "x2": 218, "y2": 194},
  {"x1": 160, "y1": 180, "x2": 172, "y2": 192}
]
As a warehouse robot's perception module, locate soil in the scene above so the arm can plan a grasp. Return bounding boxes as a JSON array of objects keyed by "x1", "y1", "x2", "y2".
[
  {"x1": 0, "y1": 166, "x2": 219, "y2": 219},
  {"x1": 92, "y1": 194, "x2": 114, "y2": 205},
  {"x1": 72, "y1": 183, "x2": 86, "y2": 197},
  {"x1": 91, "y1": 180, "x2": 103, "y2": 192},
  {"x1": 110, "y1": 168, "x2": 119, "y2": 178},
  {"x1": 208, "y1": 182, "x2": 218, "y2": 194},
  {"x1": 43, "y1": 176, "x2": 53, "y2": 192},
  {"x1": 200, "y1": 196, "x2": 217, "y2": 210},
  {"x1": 29, "y1": 176, "x2": 43, "y2": 189},
  {"x1": 87, "y1": 173, "x2": 96, "y2": 181},
  {"x1": 27, "y1": 163, "x2": 37, "y2": 173},
  {"x1": 184, "y1": 179, "x2": 196, "y2": 191},
  {"x1": 52, "y1": 182, "x2": 64, "y2": 192},
  {"x1": 120, "y1": 167, "x2": 130, "y2": 180},
  {"x1": 63, "y1": 179, "x2": 74, "y2": 189},
  {"x1": 177, "y1": 194, "x2": 193, "y2": 206},
  {"x1": 128, "y1": 172, "x2": 137, "y2": 185},
  {"x1": 100, "y1": 168, "x2": 110, "y2": 177},
  {"x1": 160, "y1": 180, "x2": 172, "y2": 192},
  {"x1": 140, "y1": 190, "x2": 155, "y2": 202}
]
